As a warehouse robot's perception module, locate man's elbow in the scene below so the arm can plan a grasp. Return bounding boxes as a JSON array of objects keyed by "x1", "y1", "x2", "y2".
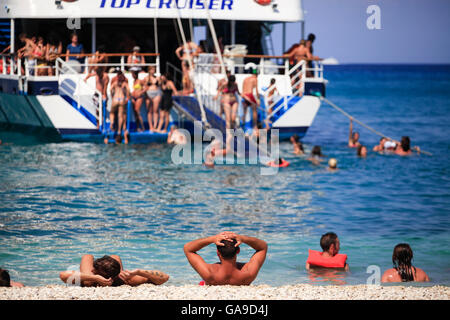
[{"x1": 59, "y1": 271, "x2": 71, "y2": 284}]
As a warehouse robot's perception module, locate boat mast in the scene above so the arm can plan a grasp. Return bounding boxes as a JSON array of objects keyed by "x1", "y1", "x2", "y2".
[
  {"x1": 10, "y1": 18, "x2": 14, "y2": 53},
  {"x1": 91, "y1": 18, "x2": 96, "y2": 53}
]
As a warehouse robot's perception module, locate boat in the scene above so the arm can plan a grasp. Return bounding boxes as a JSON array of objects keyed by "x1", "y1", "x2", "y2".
[{"x1": 0, "y1": 0, "x2": 327, "y2": 144}]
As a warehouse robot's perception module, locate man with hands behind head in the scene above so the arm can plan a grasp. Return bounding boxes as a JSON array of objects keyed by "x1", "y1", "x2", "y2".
[{"x1": 184, "y1": 232, "x2": 268, "y2": 285}]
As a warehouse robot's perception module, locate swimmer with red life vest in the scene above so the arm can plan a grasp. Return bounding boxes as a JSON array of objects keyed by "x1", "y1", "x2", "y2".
[
  {"x1": 306, "y1": 232, "x2": 349, "y2": 271},
  {"x1": 266, "y1": 157, "x2": 290, "y2": 168}
]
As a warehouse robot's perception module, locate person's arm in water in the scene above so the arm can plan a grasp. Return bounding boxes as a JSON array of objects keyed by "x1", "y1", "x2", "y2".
[
  {"x1": 184, "y1": 233, "x2": 230, "y2": 282},
  {"x1": 348, "y1": 118, "x2": 354, "y2": 147},
  {"x1": 224, "y1": 232, "x2": 268, "y2": 283}
]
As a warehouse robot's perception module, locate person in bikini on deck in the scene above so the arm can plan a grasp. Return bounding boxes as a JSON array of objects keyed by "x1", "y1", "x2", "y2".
[
  {"x1": 109, "y1": 73, "x2": 130, "y2": 141},
  {"x1": 175, "y1": 39, "x2": 199, "y2": 73},
  {"x1": 215, "y1": 74, "x2": 240, "y2": 129},
  {"x1": 144, "y1": 66, "x2": 162, "y2": 132},
  {"x1": 156, "y1": 73, "x2": 178, "y2": 133},
  {"x1": 184, "y1": 231, "x2": 267, "y2": 286},
  {"x1": 242, "y1": 69, "x2": 260, "y2": 129},
  {"x1": 59, "y1": 254, "x2": 169, "y2": 287},
  {"x1": 131, "y1": 70, "x2": 146, "y2": 132}
]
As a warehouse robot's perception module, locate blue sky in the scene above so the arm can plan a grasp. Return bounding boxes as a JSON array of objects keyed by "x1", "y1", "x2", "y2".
[{"x1": 271, "y1": 0, "x2": 450, "y2": 64}]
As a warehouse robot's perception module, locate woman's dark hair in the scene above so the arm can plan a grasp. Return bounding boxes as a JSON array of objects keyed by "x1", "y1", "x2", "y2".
[
  {"x1": 320, "y1": 232, "x2": 338, "y2": 252},
  {"x1": 307, "y1": 33, "x2": 316, "y2": 42},
  {"x1": 392, "y1": 243, "x2": 415, "y2": 282},
  {"x1": 217, "y1": 239, "x2": 238, "y2": 260},
  {"x1": 227, "y1": 75, "x2": 236, "y2": 91},
  {"x1": 400, "y1": 136, "x2": 411, "y2": 152},
  {"x1": 311, "y1": 145, "x2": 322, "y2": 157},
  {"x1": 0, "y1": 269, "x2": 11, "y2": 287},
  {"x1": 357, "y1": 145, "x2": 366, "y2": 156}
]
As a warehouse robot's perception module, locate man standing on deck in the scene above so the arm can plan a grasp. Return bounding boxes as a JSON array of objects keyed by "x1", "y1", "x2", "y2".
[
  {"x1": 242, "y1": 69, "x2": 260, "y2": 129},
  {"x1": 184, "y1": 231, "x2": 268, "y2": 285}
]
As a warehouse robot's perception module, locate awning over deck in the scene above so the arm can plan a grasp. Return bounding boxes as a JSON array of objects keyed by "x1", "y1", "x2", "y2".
[{"x1": 0, "y1": 0, "x2": 304, "y2": 22}]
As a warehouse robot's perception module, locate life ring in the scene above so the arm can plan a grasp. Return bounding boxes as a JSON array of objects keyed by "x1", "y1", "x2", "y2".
[
  {"x1": 306, "y1": 249, "x2": 347, "y2": 268},
  {"x1": 267, "y1": 160, "x2": 290, "y2": 168},
  {"x1": 254, "y1": 0, "x2": 272, "y2": 6}
]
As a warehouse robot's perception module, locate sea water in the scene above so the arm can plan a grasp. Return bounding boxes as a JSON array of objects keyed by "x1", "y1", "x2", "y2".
[{"x1": 0, "y1": 65, "x2": 449, "y2": 287}]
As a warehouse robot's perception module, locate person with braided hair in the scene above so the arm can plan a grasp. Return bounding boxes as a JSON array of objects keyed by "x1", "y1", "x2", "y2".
[{"x1": 381, "y1": 243, "x2": 429, "y2": 282}]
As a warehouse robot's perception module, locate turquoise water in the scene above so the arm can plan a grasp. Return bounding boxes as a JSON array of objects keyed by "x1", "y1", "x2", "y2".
[{"x1": 1, "y1": 65, "x2": 449, "y2": 287}]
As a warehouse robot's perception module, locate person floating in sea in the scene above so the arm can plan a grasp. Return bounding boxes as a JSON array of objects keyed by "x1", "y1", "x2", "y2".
[
  {"x1": 0, "y1": 268, "x2": 24, "y2": 287},
  {"x1": 348, "y1": 118, "x2": 361, "y2": 148},
  {"x1": 394, "y1": 136, "x2": 420, "y2": 156},
  {"x1": 357, "y1": 145, "x2": 368, "y2": 158},
  {"x1": 381, "y1": 243, "x2": 429, "y2": 283},
  {"x1": 184, "y1": 231, "x2": 267, "y2": 286},
  {"x1": 307, "y1": 145, "x2": 325, "y2": 165},
  {"x1": 306, "y1": 232, "x2": 349, "y2": 271},
  {"x1": 328, "y1": 158, "x2": 338, "y2": 171},
  {"x1": 373, "y1": 137, "x2": 388, "y2": 153},
  {"x1": 266, "y1": 157, "x2": 290, "y2": 168},
  {"x1": 290, "y1": 134, "x2": 305, "y2": 155},
  {"x1": 59, "y1": 254, "x2": 169, "y2": 287}
]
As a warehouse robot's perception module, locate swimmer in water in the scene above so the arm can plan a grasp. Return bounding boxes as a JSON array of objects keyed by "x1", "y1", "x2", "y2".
[
  {"x1": 357, "y1": 145, "x2": 367, "y2": 158},
  {"x1": 373, "y1": 137, "x2": 387, "y2": 153},
  {"x1": 327, "y1": 158, "x2": 338, "y2": 171},
  {"x1": 381, "y1": 243, "x2": 429, "y2": 283},
  {"x1": 394, "y1": 136, "x2": 420, "y2": 156},
  {"x1": 167, "y1": 125, "x2": 187, "y2": 145},
  {"x1": 290, "y1": 134, "x2": 305, "y2": 155},
  {"x1": 348, "y1": 118, "x2": 361, "y2": 148},
  {"x1": 307, "y1": 145, "x2": 325, "y2": 165}
]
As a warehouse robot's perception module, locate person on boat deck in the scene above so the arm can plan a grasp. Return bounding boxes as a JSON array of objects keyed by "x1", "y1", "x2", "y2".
[
  {"x1": 381, "y1": 243, "x2": 429, "y2": 283},
  {"x1": 357, "y1": 145, "x2": 368, "y2": 158},
  {"x1": 0, "y1": 268, "x2": 24, "y2": 287},
  {"x1": 267, "y1": 78, "x2": 279, "y2": 115},
  {"x1": 167, "y1": 125, "x2": 187, "y2": 145},
  {"x1": 215, "y1": 74, "x2": 240, "y2": 129},
  {"x1": 65, "y1": 33, "x2": 85, "y2": 65},
  {"x1": 290, "y1": 134, "x2": 305, "y2": 155},
  {"x1": 394, "y1": 136, "x2": 420, "y2": 156},
  {"x1": 181, "y1": 61, "x2": 194, "y2": 96},
  {"x1": 328, "y1": 158, "x2": 338, "y2": 171},
  {"x1": 348, "y1": 118, "x2": 361, "y2": 148},
  {"x1": 45, "y1": 35, "x2": 63, "y2": 76},
  {"x1": 307, "y1": 145, "x2": 325, "y2": 165},
  {"x1": 156, "y1": 73, "x2": 178, "y2": 133},
  {"x1": 373, "y1": 137, "x2": 388, "y2": 152},
  {"x1": 127, "y1": 46, "x2": 144, "y2": 72},
  {"x1": 306, "y1": 232, "x2": 349, "y2": 271},
  {"x1": 34, "y1": 36, "x2": 48, "y2": 76},
  {"x1": 184, "y1": 231, "x2": 268, "y2": 286},
  {"x1": 242, "y1": 68, "x2": 260, "y2": 130},
  {"x1": 87, "y1": 45, "x2": 108, "y2": 74},
  {"x1": 144, "y1": 66, "x2": 162, "y2": 132},
  {"x1": 305, "y1": 33, "x2": 323, "y2": 77},
  {"x1": 109, "y1": 72, "x2": 130, "y2": 137},
  {"x1": 84, "y1": 66, "x2": 110, "y2": 102},
  {"x1": 216, "y1": 70, "x2": 232, "y2": 119},
  {"x1": 131, "y1": 70, "x2": 147, "y2": 132},
  {"x1": 17, "y1": 33, "x2": 36, "y2": 75},
  {"x1": 59, "y1": 255, "x2": 169, "y2": 287},
  {"x1": 175, "y1": 39, "x2": 199, "y2": 73}
]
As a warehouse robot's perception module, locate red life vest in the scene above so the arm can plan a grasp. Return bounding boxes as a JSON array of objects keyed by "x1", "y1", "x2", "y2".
[
  {"x1": 306, "y1": 249, "x2": 347, "y2": 268},
  {"x1": 255, "y1": 0, "x2": 272, "y2": 5}
]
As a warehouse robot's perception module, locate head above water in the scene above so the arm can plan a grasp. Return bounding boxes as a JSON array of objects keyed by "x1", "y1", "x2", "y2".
[
  {"x1": 0, "y1": 269, "x2": 11, "y2": 287},
  {"x1": 392, "y1": 243, "x2": 415, "y2": 282},
  {"x1": 92, "y1": 255, "x2": 121, "y2": 280},
  {"x1": 400, "y1": 136, "x2": 411, "y2": 152},
  {"x1": 217, "y1": 239, "x2": 239, "y2": 260},
  {"x1": 311, "y1": 145, "x2": 322, "y2": 157},
  {"x1": 352, "y1": 131, "x2": 360, "y2": 142},
  {"x1": 357, "y1": 145, "x2": 367, "y2": 157},
  {"x1": 328, "y1": 158, "x2": 337, "y2": 169},
  {"x1": 320, "y1": 232, "x2": 340, "y2": 255}
]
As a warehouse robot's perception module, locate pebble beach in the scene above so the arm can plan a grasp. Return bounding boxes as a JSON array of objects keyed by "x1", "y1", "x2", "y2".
[{"x1": 0, "y1": 284, "x2": 449, "y2": 300}]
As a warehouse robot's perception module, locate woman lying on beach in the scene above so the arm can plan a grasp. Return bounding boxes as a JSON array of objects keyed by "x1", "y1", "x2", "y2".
[
  {"x1": 59, "y1": 254, "x2": 169, "y2": 287},
  {"x1": 381, "y1": 244, "x2": 429, "y2": 283}
]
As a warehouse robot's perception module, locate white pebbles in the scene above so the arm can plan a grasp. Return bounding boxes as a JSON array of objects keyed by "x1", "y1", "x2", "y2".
[{"x1": 0, "y1": 284, "x2": 449, "y2": 300}]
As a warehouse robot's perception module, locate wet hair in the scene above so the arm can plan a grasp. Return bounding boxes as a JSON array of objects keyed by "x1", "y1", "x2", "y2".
[
  {"x1": 217, "y1": 239, "x2": 239, "y2": 260},
  {"x1": 93, "y1": 256, "x2": 121, "y2": 280},
  {"x1": 0, "y1": 269, "x2": 11, "y2": 287},
  {"x1": 307, "y1": 33, "x2": 316, "y2": 42},
  {"x1": 311, "y1": 145, "x2": 322, "y2": 157},
  {"x1": 400, "y1": 136, "x2": 411, "y2": 152},
  {"x1": 291, "y1": 134, "x2": 300, "y2": 143},
  {"x1": 352, "y1": 131, "x2": 360, "y2": 141},
  {"x1": 392, "y1": 243, "x2": 415, "y2": 282},
  {"x1": 357, "y1": 145, "x2": 366, "y2": 156},
  {"x1": 320, "y1": 232, "x2": 338, "y2": 252}
]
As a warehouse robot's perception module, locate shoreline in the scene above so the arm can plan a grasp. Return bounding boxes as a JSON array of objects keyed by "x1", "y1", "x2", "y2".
[{"x1": 0, "y1": 284, "x2": 448, "y2": 300}]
